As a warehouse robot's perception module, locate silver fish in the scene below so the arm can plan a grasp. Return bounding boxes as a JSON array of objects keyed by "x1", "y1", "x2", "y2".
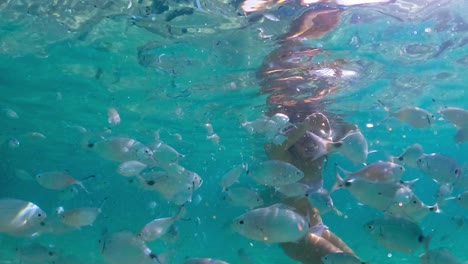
[
  {"x1": 218, "y1": 164, "x2": 245, "y2": 189},
  {"x1": 137, "y1": 206, "x2": 185, "y2": 242},
  {"x1": 454, "y1": 127, "x2": 468, "y2": 143},
  {"x1": 332, "y1": 172, "x2": 406, "y2": 210},
  {"x1": 439, "y1": 107, "x2": 468, "y2": 127},
  {"x1": 384, "y1": 192, "x2": 439, "y2": 222},
  {"x1": 337, "y1": 161, "x2": 405, "y2": 183},
  {"x1": 419, "y1": 248, "x2": 460, "y2": 264},
  {"x1": 224, "y1": 186, "x2": 264, "y2": 209},
  {"x1": 117, "y1": 160, "x2": 148, "y2": 177},
  {"x1": 364, "y1": 215, "x2": 430, "y2": 253},
  {"x1": 91, "y1": 137, "x2": 154, "y2": 164},
  {"x1": 447, "y1": 191, "x2": 468, "y2": 209},
  {"x1": 0, "y1": 198, "x2": 46, "y2": 234},
  {"x1": 248, "y1": 160, "x2": 304, "y2": 186},
  {"x1": 147, "y1": 140, "x2": 185, "y2": 166},
  {"x1": 101, "y1": 231, "x2": 160, "y2": 264},
  {"x1": 337, "y1": 130, "x2": 369, "y2": 164},
  {"x1": 385, "y1": 105, "x2": 434, "y2": 128},
  {"x1": 417, "y1": 153, "x2": 462, "y2": 184},
  {"x1": 16, "y1": 242, "x2": 58, "y2": 263},
  {"x1": 392, "y1": 143, "x2": 424, "y2": 168},
  {"x1": 306, "y1": 187, "x2": 341, "y2": 215},
  {"x1": 36, "y1": 171, "x2": 88, "y2": 193},
  {"x1": 276, "y1": 182, "x2": 310, "y2": 197},
  {"x1": 232, "y1": 204, "x2": 308, "y2": 243},
  {"x1": 59, "y1": 207, "x2": 102, "y2": 228}
]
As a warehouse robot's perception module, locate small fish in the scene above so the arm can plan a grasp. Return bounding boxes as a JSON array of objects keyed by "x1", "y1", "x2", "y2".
[
  {"x1": 391, "y1": 143, "x2": 424, "y2": 168},
  {"x1": 117, "y1": 160, "x2": 148, "y2": 177},
  {"x1": 384, "y1": 192, "x2": 440, "y2": 222},
  {"x1": 2, "y1": 108, "x2": 19, "y2": 119},
  {"x1": 242, "y1": 114, "x2": 289, "y2": 135},
  {"x1": 0, "y1": 198, "x2": 46, "y2": 234},
  {"x1": 107, "y1": 107, "x2": 121, "y2": 126},
  {"x1": 417, "y1": 153, "x2": 462, "y2": 184},
  {"x1": 161, "y1": 224, "x2": 179, "y2": 244},
  {"x1": 337, "y1": 130, "x2": 370, "y2": 164},
  {"x1": 419, "y1": 248, "x2": 460, "y2": 264},
  {"x1": 36, "y1": 171, "x2": 88, "y2": 193},
  {"x1": 91, "y1": 137, "x2": 154, "y2": 164},
  {"x1": 306, "y1": 188, "x2": 341, "y2": 215},
  {"x1": 183, "y1": 258, "x2": 229, "y2": 264},
  {"x1": 435, "y1": 183, "x2": 454, "y2": 205},
  {"x1": 380, "y1": 102, "x2": 434, "y2": 128},
  {"x1": 137, "y1": 206, "x2": 185, "y2": 242},
  {"x1": 15, "y1": 169, "x2": 33, "y2": 181},
  {"x1": 364, "y1": 215, "x2": 430, "y2": 253},
  {"x1": 59, "y1": 207, "x2": 102, "y2": 228},
  {"x1": 447, "y1": 191, "x2": 468, "y2": 208},
  {"x1": 337, "y1": 161, "x2": 405, "y2": 183},
  {"x1": 147, "y1": 140, "x2": 185, "y2": 166},
  {"x1": 232, "y1": 204, "x2": 309, "y2": 243},
  {"x1": 101, "y1": 231, "x2": 161, "y2": 264},
  {"x1": 218, "y1": 164, "x2": 246, "y2": 189},
  {"x1": 321, "y1": 252, "x2": 368, "y2": 264},
  {"x1": 16, "y1": 242, "x2": 58, "y2": 263},
  {"x1": 224, "y1": 186, "x2": 264, "y2": 209},
  {"x1": 332, "y1": 172, "x2": 406, "y2": 210},
  {"x1": 276, "y1": 182, "x2": 310, "y2": 197},
  {"x1": 293, "y1": 131, "x2": 342, "y2": 161},
  {"x1": 248, "y1": 160, "x2": 304, "y2": 186},
  {"x1": 454, "y1": 127, "x2": 468, "y2": 143},
  {"x1": 439, "y1": 107, "x2": 468, "y2": 127}
]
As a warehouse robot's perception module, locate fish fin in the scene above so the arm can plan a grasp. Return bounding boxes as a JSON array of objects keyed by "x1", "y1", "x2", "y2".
[
  {"x1": 332, "y1": 207, "x2": 343, "y2": 216},
  {"x1": 327, "y1": 141, "x2": 343, "y2": 152},
  {"x1": 174, "y1": 204, "x2": 187, "y2": 220},
  {"x1": 330, "y1": 167, "x2": 344, "y2": 194},
  {"x1": 335, "y1": 164, "x2": 351, "y2": 177},
  {"x1": 423, "y1": 232, "x2": 433, "y2": 252},
  {"x1": 445, "y1": 196, "x2": 457, "y2": 201},
  {"x1": 77, "y1": 181, "x2": 89, "y2": 194},
  {"x1": 429, "y1": 203, "x2": 441, "y2": 214},
  {"x1": 400, "y1": 178, "x2": 419, "y2": 187}
]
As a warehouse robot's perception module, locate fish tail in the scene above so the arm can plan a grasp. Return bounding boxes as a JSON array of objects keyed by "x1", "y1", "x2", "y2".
[
  {"x1": 174, "y1": 204, "x2": 187, "y2": 220},
  {"x1": 77, "y1": 181, "x2": 89, "y2": 193},
  {"x1": 423, "y1": 233, "x2": 433, "y2": 252},
  {"x1": 330, "y1": 166, "x2": 344, "y2": 194},
  {"x1": 327, "y1": 141, "x2": 342, "y2": 153},
  {"x1": 429, "y1": 203, "x2": 441, "y2": 214}
]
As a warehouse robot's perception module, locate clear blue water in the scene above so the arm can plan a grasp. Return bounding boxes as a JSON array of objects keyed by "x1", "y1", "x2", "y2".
[{"x1": 0, "y1": 0, "x2": 467, "y2": 263}]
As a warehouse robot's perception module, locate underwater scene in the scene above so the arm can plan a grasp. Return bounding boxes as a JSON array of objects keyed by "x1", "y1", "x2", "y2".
[{"x1": 0, "y1": 0, "x2": 467, "y2": 263}]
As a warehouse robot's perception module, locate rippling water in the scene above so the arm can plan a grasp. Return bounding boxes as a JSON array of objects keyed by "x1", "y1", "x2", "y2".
[{"x1": 0, "y1": 0, "x2": 467, "y2": 263}]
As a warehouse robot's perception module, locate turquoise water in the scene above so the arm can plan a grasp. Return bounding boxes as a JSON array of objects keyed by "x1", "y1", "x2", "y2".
[{"x1": 0, "y1": 0, "x2": 467, "y2": 263}]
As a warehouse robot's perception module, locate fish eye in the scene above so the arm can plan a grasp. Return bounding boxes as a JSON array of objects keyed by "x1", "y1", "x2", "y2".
[
  {"x1": 48, "y1": 252, "x2": 54, "y2": 257},
  {"x1": 454, "y1": 169, "x2": 459, "y2": 175},
  {"x1": 418, "y1": 235, "x2": 424, "y2": 242},
  {"x1": 398, "y1": 156, "x2": 404, "y2": 161},
  {"x1": 146, "y1": 180, "x2": 155, "y2": 186},
  {"x1": 412, "y1": 199, "x2": 417, "y2": 204},
  {"x1": 37, "y1": 213, "x2": 42, "y2": 217},
  {"x1": 367, "y1": 225, "x2": 374, "y2": 230},
  {"x1": 344, "y1": 181, "x2": 352, "y2": 187},
  {"x1": 239, "y1": 220, "x2": 244, "y2": 225}
]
